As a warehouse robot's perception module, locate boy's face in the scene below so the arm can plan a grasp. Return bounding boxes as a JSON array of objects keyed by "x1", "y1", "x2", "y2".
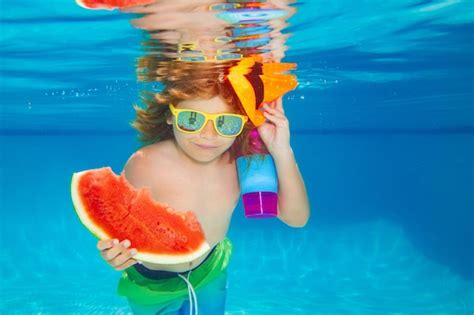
[{"x1": 167, "y1": 95, "x2": 241, "y2": 165}]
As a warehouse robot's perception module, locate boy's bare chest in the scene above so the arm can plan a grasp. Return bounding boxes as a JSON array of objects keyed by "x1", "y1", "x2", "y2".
[{"x1": 147, "y1": 161, "x2": 240, "y2": 238}]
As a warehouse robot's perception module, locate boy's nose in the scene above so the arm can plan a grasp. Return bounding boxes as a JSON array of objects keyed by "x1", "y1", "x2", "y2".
[{"x1": 200, "y1": 120, "x2": 218, "y2": 138}]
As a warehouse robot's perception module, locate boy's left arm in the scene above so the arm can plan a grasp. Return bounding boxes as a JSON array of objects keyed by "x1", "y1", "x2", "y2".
[
  {"x1": 273, "y1": 147, "x2": 310, "y2": 227},
  {"x1": 258, "y1": 99, "x2": 311, "y2": 228}
]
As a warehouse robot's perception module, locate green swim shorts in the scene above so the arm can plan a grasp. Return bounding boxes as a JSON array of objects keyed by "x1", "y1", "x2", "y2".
[{"x1": 117, "y1": 238, "x2": 233, "y2": 306}]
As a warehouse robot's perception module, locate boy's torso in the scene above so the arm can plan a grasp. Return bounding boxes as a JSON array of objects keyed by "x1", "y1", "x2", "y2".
[{"x1": 133, "y1": 140, "x2": 240, "y2": 272}]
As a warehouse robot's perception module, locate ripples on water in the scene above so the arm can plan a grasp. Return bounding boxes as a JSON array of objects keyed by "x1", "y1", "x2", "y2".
[{"x1": 2, "y1": 0, "x2": 473, "y2": 132}]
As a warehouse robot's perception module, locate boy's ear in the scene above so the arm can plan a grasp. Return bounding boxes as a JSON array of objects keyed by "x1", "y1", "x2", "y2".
[{"x1": 166, "y1": 116, "x2": 172, "y2": 125}]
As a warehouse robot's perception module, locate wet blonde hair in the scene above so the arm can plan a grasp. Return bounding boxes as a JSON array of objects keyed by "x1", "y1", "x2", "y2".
[{"x1": 129, "y1": 58, "x2": 268, "y2": 162}]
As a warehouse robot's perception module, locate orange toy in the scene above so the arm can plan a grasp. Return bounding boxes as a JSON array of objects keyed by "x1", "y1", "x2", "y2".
[{"x1": 226, "y1": 55, "x2": 297, "y2": 127}]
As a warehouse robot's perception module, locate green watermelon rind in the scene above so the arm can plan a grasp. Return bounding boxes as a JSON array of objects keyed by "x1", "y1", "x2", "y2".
[
  {"x1": 70, "y1": 167, "x2": 211, "y2": 265},
  {"x1": 71, "y1": 169, "x2": 110, "y2": 241}
]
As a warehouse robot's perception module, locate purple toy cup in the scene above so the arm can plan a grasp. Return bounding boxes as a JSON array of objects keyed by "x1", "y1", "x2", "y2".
[{"x1": 242, "y1": 191, "x2": 278, "y2": 218}]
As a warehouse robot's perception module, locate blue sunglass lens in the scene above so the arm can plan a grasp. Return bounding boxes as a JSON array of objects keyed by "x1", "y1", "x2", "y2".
[
  {"x1": 216, "y1": 115, "x2": 243, "y2": 136},
  {"x1": 177, "y1": 111, "x2": 205, "y2": 131}
]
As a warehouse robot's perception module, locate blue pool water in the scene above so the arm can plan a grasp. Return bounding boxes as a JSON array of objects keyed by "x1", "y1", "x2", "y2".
[{"x1": 1, "y1": 1, "x2": 474, "y2": 314}]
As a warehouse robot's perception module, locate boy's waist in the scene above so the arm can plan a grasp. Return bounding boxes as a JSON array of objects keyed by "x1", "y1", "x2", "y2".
[{"x1": 133, "y1": 244, "x2": 219, "y2": 280}]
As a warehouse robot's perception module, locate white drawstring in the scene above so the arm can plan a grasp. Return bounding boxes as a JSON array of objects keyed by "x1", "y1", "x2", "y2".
[{"x1": 178, "y1": 270, "x2": 198, "y2": 315}]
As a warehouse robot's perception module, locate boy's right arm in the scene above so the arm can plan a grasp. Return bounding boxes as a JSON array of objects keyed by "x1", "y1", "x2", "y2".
[
  {"x1": 97, "y1": 239, "x2": 140, "y2": 271},
  {"x1": 97, "y1": 149, "x2": 154, "y2": 271}
]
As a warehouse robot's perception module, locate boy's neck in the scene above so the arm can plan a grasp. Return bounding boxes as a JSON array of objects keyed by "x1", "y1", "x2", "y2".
[{"x1": 171, "y1": 139, "x2": 229, "y2": 169}]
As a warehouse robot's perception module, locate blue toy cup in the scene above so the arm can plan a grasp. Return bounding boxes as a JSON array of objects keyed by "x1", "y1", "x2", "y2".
[{"x1": 236, "y1": 154, "x2": 279, "y2": 218}]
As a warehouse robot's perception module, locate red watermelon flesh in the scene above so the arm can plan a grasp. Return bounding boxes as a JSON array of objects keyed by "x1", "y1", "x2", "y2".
[
  {"x1": 71, "y1": 167, "x2": 210, "y2": 264},
  {"x1": 76, "y1": 0, "x2": 156, "y2": 10}
]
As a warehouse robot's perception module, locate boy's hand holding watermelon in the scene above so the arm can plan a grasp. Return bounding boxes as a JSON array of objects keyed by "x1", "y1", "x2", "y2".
[{"x1": 97, "y1": 238, "x2": 140, "y2": 271}]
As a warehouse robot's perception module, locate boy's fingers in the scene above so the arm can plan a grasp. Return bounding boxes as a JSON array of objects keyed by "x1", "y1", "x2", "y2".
[
  {"x1": 274, "y1": 98, "x2": 284, "y2": 113},
  {"x1": 103, "y1": 240, "x2": 133, "y2": 262},
  {"x1": 112, "y1": 248, "x2": 138, "y2": 267},
  {"x1": 97, "y1": 239, "x2": 118, "y2": 251}
]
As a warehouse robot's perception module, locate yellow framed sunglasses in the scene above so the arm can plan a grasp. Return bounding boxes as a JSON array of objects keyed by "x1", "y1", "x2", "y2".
[{"x1": 169, "y1": 104, "x2": 248, "y2": 137}]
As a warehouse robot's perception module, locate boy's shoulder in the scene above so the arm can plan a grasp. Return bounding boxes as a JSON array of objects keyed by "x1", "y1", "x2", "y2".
[
  {"x1": 123, "y1": 140, "x2": 175, "y2": 188},
  {"x1": 138, "y1": 139, "x2": 175, "y2": 160}
]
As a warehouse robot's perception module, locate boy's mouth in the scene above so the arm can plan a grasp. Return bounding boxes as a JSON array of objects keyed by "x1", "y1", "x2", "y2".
[{"x1": 194, "y1": 143, "x2": 218, "y2": 149}]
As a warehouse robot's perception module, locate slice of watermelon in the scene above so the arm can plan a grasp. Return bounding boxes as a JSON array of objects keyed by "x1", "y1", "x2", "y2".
[
  {"x1": 70, "y1": 167, "x2": 210, "y2": 264},
  {"x1": 76, "y1": 0, "x2": 156, "y2": 10}
]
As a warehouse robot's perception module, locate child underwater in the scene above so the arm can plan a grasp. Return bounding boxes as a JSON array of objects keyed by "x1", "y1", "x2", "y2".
[{"x1": 96, "y1": 58, "x2": 310, "y2": 314}]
